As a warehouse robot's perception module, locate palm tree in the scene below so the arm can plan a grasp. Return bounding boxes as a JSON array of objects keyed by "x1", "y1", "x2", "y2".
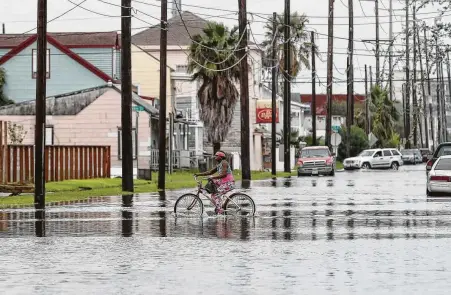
[
  {"x1": 187, "y1": 22, "x2": 240, "y2": 153},
  {"x1": 261, "y1": 12, "x2": 314, "y2": 79},
  {"x1": 371, "y1": 85, "x2": 400, "y2": 145}
]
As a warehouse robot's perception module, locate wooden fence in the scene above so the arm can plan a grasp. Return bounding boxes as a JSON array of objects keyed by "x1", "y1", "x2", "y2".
[{"x1": 0, "y1": 121, "x2": 111, "y2": 184}]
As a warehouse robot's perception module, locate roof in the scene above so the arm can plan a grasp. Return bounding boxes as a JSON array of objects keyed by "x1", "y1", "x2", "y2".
[
  {"x1": 132, "y1": 11, "x2": 207, "y2": 46},
  {"x1": 0, "y1": 32, "x2": 119, "y2": 49},
  {"x1": 302, "y1": 146, "x2": 329, "y2": 150},
  {"x1": 0, "y1": 34, "x2": 113, "y2": 82},
  {"x1": 0, "y1": 85, "x2": 159, "y2": 117},
  {"x1": 0, "y1": 86, "x2": 109, "y2": 116}
]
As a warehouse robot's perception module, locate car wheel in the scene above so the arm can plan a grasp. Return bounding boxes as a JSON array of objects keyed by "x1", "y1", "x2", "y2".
[
  {"x1": 427, "y1": 188, "x2": 433, "y2": 197},
  {"x1": 330, "y1": 170, "x2": 335, "y2": 176},
  {"x1": 391, "y1": 162, "x2": 399, "y2": 170},
  {"x1": 361, "y1": 163, "x2": 370, "y2": 169}
]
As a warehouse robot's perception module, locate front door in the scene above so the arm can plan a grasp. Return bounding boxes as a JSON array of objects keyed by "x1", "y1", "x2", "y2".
[{"x1": 372, "y1": 150, "x2": 384, "y2": 168}]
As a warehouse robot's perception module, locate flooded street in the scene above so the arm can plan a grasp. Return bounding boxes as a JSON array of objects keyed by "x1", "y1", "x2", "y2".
[{"x1": 2, "y1": 164, "x2": 451, "y2": 294}]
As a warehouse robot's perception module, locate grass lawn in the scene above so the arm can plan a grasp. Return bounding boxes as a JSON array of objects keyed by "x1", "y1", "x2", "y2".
[
  {"x1": 0, "y1": 170, "x2": 295, "y2": 208},
  {"x1": 0, "y1": 162, "x2": 343, "y2": 208}
]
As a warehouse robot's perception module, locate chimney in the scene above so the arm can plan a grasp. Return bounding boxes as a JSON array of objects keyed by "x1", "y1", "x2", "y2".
[{"x1": 171, "y1": 0, "x2": 181, "y2": 18}]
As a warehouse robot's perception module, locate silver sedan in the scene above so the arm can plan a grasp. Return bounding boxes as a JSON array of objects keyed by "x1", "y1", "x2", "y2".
[{"x1": 427, "y1": 155, "x2": 451, "y2": 196}]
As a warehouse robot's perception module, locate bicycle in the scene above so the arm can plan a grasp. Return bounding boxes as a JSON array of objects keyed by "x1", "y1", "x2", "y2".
[{"x1": 173, "y1": 176, "x2": 256, "y2": 217}]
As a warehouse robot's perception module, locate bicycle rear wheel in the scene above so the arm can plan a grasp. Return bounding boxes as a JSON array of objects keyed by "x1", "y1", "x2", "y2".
[
  {"x1": 223, "y1": 193, "x2": 256, "y2": 216},
  {"x1": 174, "y1": 193, "x2": 204, "y2": 217}
]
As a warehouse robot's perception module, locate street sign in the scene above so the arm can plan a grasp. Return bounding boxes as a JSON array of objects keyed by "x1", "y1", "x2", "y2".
[
  {"x1": 368, "y1": 132, "x2": 378, "y2": 147},
  {"x1": 332, "y1": 125, "x2": 340, "y2": 133},
  {"x1": 133, "y1": 105, "x2": 144, "y2": 112},
  {"x1": 331, "y1": 133, "x2": 342, "y2": 147}
]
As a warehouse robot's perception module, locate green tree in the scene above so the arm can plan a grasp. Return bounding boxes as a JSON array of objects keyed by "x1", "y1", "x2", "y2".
[
  {"x1": 370, "y1": 85, "x2": 400, "y2": 147},
  {"x1": 187, "y1": 22, "x2": 240, "y2": 153},
  {"x1": 0, "y1": 67, "x2": 13, "y2": 106},
  {"x1": 261, "y1": 12, "x2": 316, "y2": 88},
  {"x1": 337, "y1": 125, "x2": 369, "y2": 161}
]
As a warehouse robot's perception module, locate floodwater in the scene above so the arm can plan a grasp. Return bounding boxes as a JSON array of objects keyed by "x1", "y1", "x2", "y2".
[{"x1": 1, "y1": 164, "x2": 451, "y2": 294}]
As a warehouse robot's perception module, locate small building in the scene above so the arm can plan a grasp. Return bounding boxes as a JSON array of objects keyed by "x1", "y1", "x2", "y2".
[
  {"x1": 0, "y1": 85, "x2": 159, "y2": 173},
  {"x1": 0, "y1": 32, "x2": 120, "y2": 102}
]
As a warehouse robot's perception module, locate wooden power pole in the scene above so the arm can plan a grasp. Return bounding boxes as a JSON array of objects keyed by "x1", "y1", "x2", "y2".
[
  {"x1": 412, "y1": 3, "x2": 418, "y2": 147},
  {"x1": 238, "y1": 0, "x2": 251, "y2": 180},
  {"x1": 271, "y1": 12, "x2": 277, "y2": 176},
  {"x1": 424, "y1": 27, "x2": 435, "y2": 150},
  {"x1": 35, "y1": 0, "x2": 47, "y2": 209},
  {"x1": 346, "y1": 0, "x2": 354, "y2": 157},
  {"x1": 417, "y1": 27, "x2": 429, "y2": 148},
  {"x1": 121, "y1": 0, "x2": 134, "y2": 192},
  {"x1": 365, "y1": 64, "x2": 370, "y2": 135},
  {"x1": 405, "y1": 0, "x2": 411, "y2": 148},
  {"x1": 283, "y1": 0, "x2": 291, "y2": 172},
  {"x1": 311, "y1": 31, "x2": 317, "y2": 146},
  {"x1": 326, "y1": 0, "x2": 334, "y2": 148},
  {"x1": 158, "y1": 0, "x2": 168, "y2": 190}
]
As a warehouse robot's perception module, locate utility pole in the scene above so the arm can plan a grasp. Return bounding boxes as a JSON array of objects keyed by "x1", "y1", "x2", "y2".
[
  {"x1": 283, "y1": 0, "x2": 291, "y2": 172},
  {"x1": 365, "y1": 64, "x2": 370, "y2": 135},
  {"x1": 121, "y1": 0, "x2": 134, "y2": 192},
  {"x1": 158, "y1": 0, "x2": 168, "y2": 190},
  {"x1": 346, "y1": 0, "x2": 354, "y2": 157},
  {"x1": 412, "y1": 3, "x2": 418, "y2": 147},
  {"x1": 271, "y1": 12, "x2": 277, "y2": 176},
  {"x1": 417, "y1": 27, "x2": 429, "y2": 148},
  {"x1": 435, "y1": 35, "x2": 442, "y2": 144},
  {"x1": 405, "y1": 0, "x2": 411, "y2": 148},
  {"x1": 388, "y1": 0, "x2": 393, "y2": 100},
  {"x1": 424, "y1": 27, "x2": 435, "y2": 150},
  {"x1": 238, "y1": 0, "x2": 251, "y2": 179},
  {"x1": 446, "y1": 50, "x2": 451, "y2": 142},
  {"x1": 2, "y1": 23, "x2": 5, "y2": 34},
  {"x1": 325, "y1": 0, "x2": 334, "y2": 148},
  {"x1": 311, "y1": 31, "x2": 317, "y2": 146},
  {"x1": 375, "y1": 0, "x2": 380, "y2": 86},
  {"x1": 369, "y1": 65, "x2": 373, "y2": 90},
  {"x1": 440, "y1": 60, "x2": 447, "y2": 141},
  {"x1": 34, "y1": 0, "x2": 47, "y2": 210}
]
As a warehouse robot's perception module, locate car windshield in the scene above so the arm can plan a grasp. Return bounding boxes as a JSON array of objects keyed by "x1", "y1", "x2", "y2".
[
  {"x1": 359, "y1": 150, "x2": 375, "y2": 157},
  {"x1": 436, "y1": 146, "x2": 451, "y2": 157},
  {"x1": 401, "y1": 150, "x2": 414, "y2": 155},
  {"x1": 435, "y1": 158, "x2": 451, "y2": 170},
  {"x1": 300, "y1": 148, "x2": 329, "y2": 158}
]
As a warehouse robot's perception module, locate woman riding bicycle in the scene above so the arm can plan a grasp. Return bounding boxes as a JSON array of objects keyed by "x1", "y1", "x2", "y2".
[{"x1": 194, "y1": 151, "x2": 235, "y2": 214}]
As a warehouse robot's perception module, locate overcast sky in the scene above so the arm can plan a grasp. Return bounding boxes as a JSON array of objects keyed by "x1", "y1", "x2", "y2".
[{"x1": 1, "y1": 0, "x2": 448, "y2": 96}]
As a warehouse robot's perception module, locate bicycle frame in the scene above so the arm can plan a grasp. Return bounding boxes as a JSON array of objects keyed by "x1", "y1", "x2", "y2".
[{"x1": 187, "y1": 176, "x2": 241, "y2": 211}]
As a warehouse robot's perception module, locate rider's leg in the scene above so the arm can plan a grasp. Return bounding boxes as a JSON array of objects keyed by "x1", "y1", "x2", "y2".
[{"x1": 211, "y1": 193, "x2": 224, "y2": 214}]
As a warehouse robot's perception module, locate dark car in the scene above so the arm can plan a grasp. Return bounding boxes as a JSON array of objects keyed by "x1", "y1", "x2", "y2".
[
  {"x1": 419, "y1": 148, "x2": 432, "y2": 163},
  {"x1": 426, "y1": 143, "x2": 451, "y2": 174}
]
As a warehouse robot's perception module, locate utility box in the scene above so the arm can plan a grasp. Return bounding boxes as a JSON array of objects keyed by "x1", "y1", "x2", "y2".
[{"x1": 138, "y1": 169, "x2": 152, "y2": 180}]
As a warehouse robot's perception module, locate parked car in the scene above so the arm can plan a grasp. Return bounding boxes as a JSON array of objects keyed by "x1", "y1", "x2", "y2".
[
  {"x1": 400, "y1": 149, "x2": 422, "y2": 164},
  {"x1": 426, "y1": 155, "x2": 451, "y2": 196},
  {"x1": 343, "y1": 148, "x2": 403, "y2": 170},
  {"x1": 426, "y1": 143, "x2": 451, "y2": 175},
  {"x1": 297, "y1": 146, "x2": 335, "y2": 176},
  {"x1": 419, "y1": 148, "x2": 432, "y2": 163}
]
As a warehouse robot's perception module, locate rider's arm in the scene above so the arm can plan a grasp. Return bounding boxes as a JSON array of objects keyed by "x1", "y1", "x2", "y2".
[
  {"x1": 210, "y1": 161, "x2": 228, "y2": 180},
  {"x1": 195, "y1": 167, "x2": 216, "y2": 176}
]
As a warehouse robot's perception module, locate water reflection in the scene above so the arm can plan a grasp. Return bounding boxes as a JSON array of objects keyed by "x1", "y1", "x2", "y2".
[
  {"x1": 35, "y1": 209, "x2": 45, "y2": 237},
  {"x1": 121, "y1": 194, "x2": 133, "y2": 237}
]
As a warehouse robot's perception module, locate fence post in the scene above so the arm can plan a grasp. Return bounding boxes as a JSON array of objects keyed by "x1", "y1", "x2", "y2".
[{"x1": 0, "y1": 121, "x2": 3, "y2": 184}]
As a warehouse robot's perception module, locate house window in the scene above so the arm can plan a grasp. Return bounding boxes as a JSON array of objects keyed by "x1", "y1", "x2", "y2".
[
  {"x1": 32, "y1": 49, "x2": 50, "y2": 79},
  {"x1": 118, "y1": 128, "x2": 137, "y2": 160},
  {"x1": 176, "y1": 65, "x2": 188, "y2": 72},
  {"x1": 45, "y1": 126, "x2": 54, "y2": 145}
]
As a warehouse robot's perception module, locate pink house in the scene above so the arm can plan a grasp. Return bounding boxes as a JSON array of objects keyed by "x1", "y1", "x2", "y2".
[{"x1": 0, "y1": 85, "x2": 159, "y2": 173}]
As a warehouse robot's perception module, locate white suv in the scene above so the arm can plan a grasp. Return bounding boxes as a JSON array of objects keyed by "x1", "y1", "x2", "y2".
[{"x1": 344, "y1": 148, "x2": 404, "y2": 170}]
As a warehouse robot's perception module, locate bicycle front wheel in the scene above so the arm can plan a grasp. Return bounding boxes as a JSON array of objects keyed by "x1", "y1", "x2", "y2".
[
  {"x1": 223, "y1": 193, "x2": 256, "y2": 216},
  {"x1": 174, "y1": 193, "x2": 204, "y2": 217}
]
